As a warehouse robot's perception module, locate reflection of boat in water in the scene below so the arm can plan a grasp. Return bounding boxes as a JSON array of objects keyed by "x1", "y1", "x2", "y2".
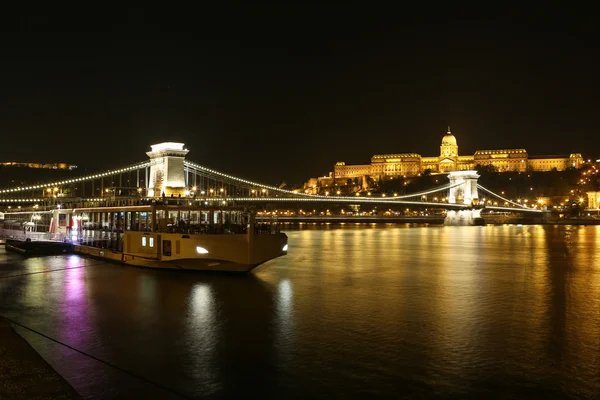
[{"x1": 1, "y1": 204, "x2": 288, "y2": 272}]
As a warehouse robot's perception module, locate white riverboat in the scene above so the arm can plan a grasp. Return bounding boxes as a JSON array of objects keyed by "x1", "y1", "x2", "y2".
[{"x1": 1, "y1": 204, "x2": 288, "y2": 272}]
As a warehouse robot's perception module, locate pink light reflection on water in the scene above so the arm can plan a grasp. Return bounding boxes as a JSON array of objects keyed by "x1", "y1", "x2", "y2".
[{"x1": 59, "y1": 255, "x2": 91, "y2": 348}]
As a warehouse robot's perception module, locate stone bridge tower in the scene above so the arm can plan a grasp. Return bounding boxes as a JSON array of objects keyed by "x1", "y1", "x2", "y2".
[
  {"x1": 146, "y1": 142, "x2": 189, "y2": 198},
  {"x1": 447, "y1": 170, "x2": 480, "y2": 205}
]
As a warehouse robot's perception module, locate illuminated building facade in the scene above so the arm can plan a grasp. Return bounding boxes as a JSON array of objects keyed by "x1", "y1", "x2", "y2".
[
  {"x1": 0, "y1": 162, "x2": 77, "y2": 170},
  {"x1": 334, "y1": 128, "x2": 583, "y2": 181}
]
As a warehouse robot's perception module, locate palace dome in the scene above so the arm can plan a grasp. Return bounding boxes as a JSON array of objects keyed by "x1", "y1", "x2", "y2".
[{"x1": 441, "y1": 130, "x2": 457, "y2": 146}]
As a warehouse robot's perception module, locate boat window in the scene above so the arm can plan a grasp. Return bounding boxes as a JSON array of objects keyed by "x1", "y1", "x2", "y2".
[
  {"x1": 149, "y1": 237, "x2": 154, "y2": 247},
  {"x1": 142, "y1": 237, "x2": 147, "y2": 247},
  {"x1": 181, "y1": 235, "x2": 190, "y2": 239}
]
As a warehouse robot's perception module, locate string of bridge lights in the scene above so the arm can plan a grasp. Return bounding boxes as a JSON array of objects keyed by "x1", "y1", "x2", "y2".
[
  {"x1": 485, "y1": 205, "x2": 542, "y2": 213},
  {"x1": 477, "y1": 184, "x2": 529, "y2": 209},
  {"x1": 0, "y1": 161, "x2": 156, "y2": 194}
]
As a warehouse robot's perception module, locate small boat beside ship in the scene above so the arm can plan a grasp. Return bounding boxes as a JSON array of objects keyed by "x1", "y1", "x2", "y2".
[
  {"x1": 0, "y1": 203, "x2": 288, "y2": 272},
  {"x1": 4, "y1": 238, "x2": 73, "y2": 255}
]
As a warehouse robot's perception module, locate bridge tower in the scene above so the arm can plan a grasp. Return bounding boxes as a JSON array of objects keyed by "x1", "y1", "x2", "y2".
[
  {"x1": 146, "y1": 142, "x2": 189, "y2": 198},
  {"x1": 447, "y1": 170, "x2": 480, "y2": 205}
]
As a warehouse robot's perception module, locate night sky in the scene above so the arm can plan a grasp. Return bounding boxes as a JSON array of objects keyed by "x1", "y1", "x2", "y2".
[{"x1": 0, "y1": 5, "x2": 598, "y2": 185}]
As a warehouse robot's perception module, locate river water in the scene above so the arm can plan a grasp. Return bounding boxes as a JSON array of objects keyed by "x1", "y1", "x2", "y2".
[{"x1": 0, "y1": 224, "x2": 599, "y2": 399}]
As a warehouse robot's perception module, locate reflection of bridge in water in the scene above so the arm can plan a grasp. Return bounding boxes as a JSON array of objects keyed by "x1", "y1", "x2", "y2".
[{"x1": 0, "y1": 142, "x2": 541, "y2": 225}]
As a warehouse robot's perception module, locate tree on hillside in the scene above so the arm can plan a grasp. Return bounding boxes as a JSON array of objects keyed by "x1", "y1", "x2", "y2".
[{"x1": 475, "y1": 164, "x2": 498, "y2": 174}]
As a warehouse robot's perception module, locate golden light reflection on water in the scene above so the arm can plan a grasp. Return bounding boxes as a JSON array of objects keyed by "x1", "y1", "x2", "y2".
[
  {"x1": 1, "y1": 225, "x2": 599, "y2": 398},
  {"x1": 186, "y1": 284, "x2": 218, "y2": 386},
  {"x1": 273, "y1": 224, "x2": 600, "y2": 397},
  {"x1": 561, "y1": 226, "x2": 600, "y2": 394}
]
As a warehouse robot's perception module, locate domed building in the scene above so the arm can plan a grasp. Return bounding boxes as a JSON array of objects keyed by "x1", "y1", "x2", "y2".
[
  {"x1": 441, "y1": 128, "x2": 458, "y2": 146},
  {"x1": 332, "y1": 127, "x2": 583, "y2": 182}
]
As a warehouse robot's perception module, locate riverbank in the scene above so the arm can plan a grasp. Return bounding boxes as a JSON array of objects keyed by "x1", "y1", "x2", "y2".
[{"x1": 0, "y1": 317, "x2": 81, "y2": 399}]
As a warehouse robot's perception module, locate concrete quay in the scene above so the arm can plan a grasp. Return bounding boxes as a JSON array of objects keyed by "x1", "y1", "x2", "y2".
[{"x1": 0, "y1": 317, "x2": 81, "y2": 399}]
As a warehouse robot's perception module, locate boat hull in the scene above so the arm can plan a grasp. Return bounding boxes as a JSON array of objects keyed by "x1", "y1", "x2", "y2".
[
  {"x1": 5, "y1": 239, "x2": 73, "y2": 256},
  {"x1": 73, "y1": 231, "x2": 287, "y2": 273}
]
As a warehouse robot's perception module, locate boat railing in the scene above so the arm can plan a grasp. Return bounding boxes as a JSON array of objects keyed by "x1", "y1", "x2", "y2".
[{"x1": 0, "y1": 228, "x2": 67, "y2": 243}]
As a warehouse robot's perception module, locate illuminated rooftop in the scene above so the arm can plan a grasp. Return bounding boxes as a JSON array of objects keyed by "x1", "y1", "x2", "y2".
[
  {"x1": 372, "y1": 153, "x2": 422, "y2": 159},
  {"x1": 474, "y1": 149, "x2": 527, "y2": 155}
]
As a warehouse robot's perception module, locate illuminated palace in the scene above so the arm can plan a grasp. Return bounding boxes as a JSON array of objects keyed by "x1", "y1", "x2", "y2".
[{"x1": 333, "y1": 128, "x2": 583, "y2": 182}]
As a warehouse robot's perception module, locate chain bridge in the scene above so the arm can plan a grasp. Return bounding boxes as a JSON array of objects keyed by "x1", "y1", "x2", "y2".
[{"x1": 0, "y1": 142, "x2": 541, "y2": 223}]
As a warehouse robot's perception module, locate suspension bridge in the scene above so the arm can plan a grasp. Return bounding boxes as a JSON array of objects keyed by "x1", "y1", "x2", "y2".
[{"x1": 0, "y1": 142, "x2": 541, "y2": 217}]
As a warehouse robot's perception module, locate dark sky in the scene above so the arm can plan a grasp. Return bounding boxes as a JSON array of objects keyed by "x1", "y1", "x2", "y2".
[{"x1": 0, "y1": 5, "x2": 598, "y2": 184}]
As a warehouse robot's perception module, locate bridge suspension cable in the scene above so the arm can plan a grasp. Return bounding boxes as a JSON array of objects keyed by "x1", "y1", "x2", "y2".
[
  {"x1": 184, "y1": 160, "x2": 456, "y2": 201},
  {"x1": 382, "y1": 182, "x2": 461, "y2": 200},
  {"x1": 0, "y1": 160, "x2": 157, "y2": 195},
  {"x1": 477, "y1": 184, "x2": 528, "y2": 209}
]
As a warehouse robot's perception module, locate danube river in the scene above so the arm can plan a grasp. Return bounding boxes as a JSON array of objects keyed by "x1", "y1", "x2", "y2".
[{"x1": 1, "y1": 224, "x2": 599, "y2": 399}]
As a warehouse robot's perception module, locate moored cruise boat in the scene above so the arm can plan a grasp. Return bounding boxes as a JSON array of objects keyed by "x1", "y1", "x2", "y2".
[{"x1": 1, "y1": 204, "x2": 288, "y2": 272}]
